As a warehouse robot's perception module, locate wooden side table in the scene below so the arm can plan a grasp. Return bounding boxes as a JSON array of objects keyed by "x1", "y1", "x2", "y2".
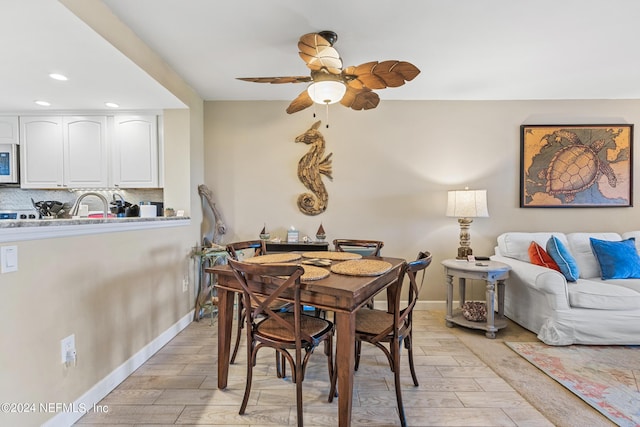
[
  {"x1": 441, "y1": 259, "x2": 511, "y2": 338},
  {"x1": 191, "y1": 247, "x2": 228, "y2": 324}
]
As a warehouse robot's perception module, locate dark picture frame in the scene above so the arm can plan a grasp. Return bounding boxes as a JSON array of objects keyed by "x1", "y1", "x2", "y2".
[{"x1": 520, "y1": 124, "x2": 633, "y2": 208}]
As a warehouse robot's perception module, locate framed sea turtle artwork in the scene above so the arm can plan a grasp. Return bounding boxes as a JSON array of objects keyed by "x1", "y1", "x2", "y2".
[{"x1": 520, "y1": 124, "x2": 633, "y2": 208}]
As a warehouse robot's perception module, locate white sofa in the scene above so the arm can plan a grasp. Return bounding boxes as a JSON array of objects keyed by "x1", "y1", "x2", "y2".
[{"x1": 491, "y1": 231, "x2": 640, "y2": 345}]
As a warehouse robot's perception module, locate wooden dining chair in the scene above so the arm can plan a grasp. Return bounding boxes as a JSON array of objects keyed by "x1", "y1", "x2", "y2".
[
  {"x1": 333, "y1": 251, "x2": 432, "y2": 427},
  {"x1": 226, "y1": 239, "x2": 266, "y2": 260},
  {"x1": 333, "y1": 238, "x2": 384, "y2": 257},
  {"x1": 228, "y1": 258, "x2": 335, "y2": 427},
  {"x1": 333, "y1": 238, "x2": 385, "y2": 309},
  {"x1": 225, "y1": 240, "x2": 290, "y2": 364}
]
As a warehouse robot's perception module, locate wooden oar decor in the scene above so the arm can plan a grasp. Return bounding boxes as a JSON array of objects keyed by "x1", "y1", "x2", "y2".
[{"x1": 295, "y1": 121, "x2": 332, "y2": 215}]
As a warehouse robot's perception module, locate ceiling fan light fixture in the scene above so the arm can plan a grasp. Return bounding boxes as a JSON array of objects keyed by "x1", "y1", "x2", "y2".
[
  {"x1": 237, "y1": 31, "x2": 420, "y2": 114},
  {"x1": 307, "y1": 80, "x2": 346, "y2": 105}
]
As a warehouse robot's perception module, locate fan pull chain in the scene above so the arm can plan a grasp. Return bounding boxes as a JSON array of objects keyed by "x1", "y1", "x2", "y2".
[{"x1": 325, "y1": 103, "x2": 330, "y2": 128}]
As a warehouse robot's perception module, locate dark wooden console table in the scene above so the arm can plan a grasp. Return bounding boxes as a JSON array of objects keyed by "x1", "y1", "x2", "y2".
[{"x1": 265, "y1": 241, "x2": 329, "y2": 252}]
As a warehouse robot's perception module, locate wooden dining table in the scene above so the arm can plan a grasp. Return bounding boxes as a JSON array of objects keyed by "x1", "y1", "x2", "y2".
[{"x1": 207, "y1": 255, "x2": 406, "y2": 427}]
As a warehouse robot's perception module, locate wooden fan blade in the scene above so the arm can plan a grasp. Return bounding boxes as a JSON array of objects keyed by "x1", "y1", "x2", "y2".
[
  {"x1": 343, "y1": 60, "x2": 420, "y2": 89},
  {"x1": 237, "y1": 76, "x2": 311, "y2": 84},
  {"x1": 298, "y1": 33, "x2": 342, "y2": 74},
  {"x1": 286, "y1": 89, "x2": 314, "y2": 114},
  {"x1": 340, "y1": 86, "x2": 380, "y2": 111}
]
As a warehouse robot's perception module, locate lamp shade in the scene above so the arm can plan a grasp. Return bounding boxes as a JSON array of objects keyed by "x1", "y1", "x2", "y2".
[
  {"x1": 307, "y1": 80, "x2": 346, "y2": 105},
  {"x1": 446, "y1": 189, "x2": 489, "y2": 218}
]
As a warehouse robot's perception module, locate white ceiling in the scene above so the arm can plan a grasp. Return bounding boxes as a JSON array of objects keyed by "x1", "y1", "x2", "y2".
[{"x1": 3, "y1": 0, "x2": 640, "y2": 113}]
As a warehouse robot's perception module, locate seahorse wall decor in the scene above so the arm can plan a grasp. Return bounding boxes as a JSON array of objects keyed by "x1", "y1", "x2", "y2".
[{"x1": 295, "y1": 121, "x2": 333, "y2": 215}]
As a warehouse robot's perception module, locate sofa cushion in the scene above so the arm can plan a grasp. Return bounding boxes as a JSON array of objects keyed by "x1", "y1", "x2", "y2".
[
  {"x1": 589, "y1": 237, "x2": 640, "y2": 280},
  {"x1": 601, "y1": 278, "x2": 640, "y2": 293},
  {"x1": 567, "y1": 233, "x2": 622, "y2": 279},
  {"x1": 547, "y1": 235, "x2": 579, "y2": 282},
  {"x1": 528, "y1": 241, "x2": 561, "y2": 271},
  {"x1": 497, "y1": 232, "x2": 564, "y2": 262},
  {"x1": 569, "y1": 280, "x2": 640, "y2": 310}
]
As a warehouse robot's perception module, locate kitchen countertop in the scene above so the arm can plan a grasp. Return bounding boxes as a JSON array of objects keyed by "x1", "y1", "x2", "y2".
[
  {"x1": 0, "y1": 215, "x2": 191, "y2": 243},
  {"x1": 0, "y1": 215, "x2": 187, "y2": 228}
]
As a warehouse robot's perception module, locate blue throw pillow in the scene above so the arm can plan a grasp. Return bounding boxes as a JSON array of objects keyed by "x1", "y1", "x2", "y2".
[
  {"x1": 546, "y1": 235, "x2": 580, "y2": 282},
  {"x1": 589, "y1": 237, "x2": 640, "y2": 280}
]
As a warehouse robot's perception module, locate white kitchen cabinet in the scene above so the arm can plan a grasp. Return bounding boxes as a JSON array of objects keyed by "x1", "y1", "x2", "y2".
[
  {"x1": 0, "y1": 116, "x2": 19, "y2": 144},
  {"x1": 111, "y1": 115, "x2": 159, "y2": 188},
  {"x1": 20, "y1": 116, "x2": 108, "y2": 188},
  {"x1": 20, "y1": 116, "x2": 64, "y2": 188},
  {"x1": 63, "y1": 116, "x2": 108, "y2": 187}
]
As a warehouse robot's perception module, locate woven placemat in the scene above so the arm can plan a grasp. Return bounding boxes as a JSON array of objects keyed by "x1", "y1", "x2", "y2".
[
  {"x1": 301, "y1": 265, "x2": 330, "y2": 281},
  {"x1": 242, "y1": 253, "x2": 302, "y2": 264},
  {"x1": 302, "y1": 258, "x2": 332, "y2": 267},
  {"x1": 330, "y1": 259, "x2": 393, "y2": 276},
  {"x1": 275, "y1": 264, "x2": 329, "y2": 281},
  {"x1": 302, "y1": 251, "x2": 362, "y2": 261}
]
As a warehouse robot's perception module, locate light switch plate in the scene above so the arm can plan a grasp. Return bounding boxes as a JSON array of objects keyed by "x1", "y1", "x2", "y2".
[{"x1": 1, "y1": 245, "x2": 18, "y2": 273}]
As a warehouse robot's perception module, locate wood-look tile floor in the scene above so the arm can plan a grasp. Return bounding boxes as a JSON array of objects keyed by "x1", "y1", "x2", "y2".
[{"x1": 74, "y1": 311, "x2": 553, "y2": 426}]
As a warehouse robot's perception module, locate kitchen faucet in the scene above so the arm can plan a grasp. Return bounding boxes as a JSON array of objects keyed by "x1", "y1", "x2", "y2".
[{"x1": 69, "y1": 192, "x2": 109, "y2": 218}]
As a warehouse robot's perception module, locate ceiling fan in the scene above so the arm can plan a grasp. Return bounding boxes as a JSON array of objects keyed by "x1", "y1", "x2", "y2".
[{"x1": 237, "y1": 31, "x2": 421, "y2": 114}]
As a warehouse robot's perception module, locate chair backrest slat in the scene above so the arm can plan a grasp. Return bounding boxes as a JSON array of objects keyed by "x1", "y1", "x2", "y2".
[
  {"x1": 333, "y1": 239, "x2": 384, "y2": 257},
  {"x1": 395, "y1": 251, "x2": 432, "y2": 327},
  {"x1": 227, "y1": 258, "x2": 313, "y2": 344},
  {"x1": 226, "y1": 240, "x2": 267, "y2": 260}
]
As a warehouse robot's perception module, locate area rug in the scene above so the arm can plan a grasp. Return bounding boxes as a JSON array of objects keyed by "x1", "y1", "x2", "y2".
[{"x1": 506, "y1": 342, "x2": 640, "y2": 427}]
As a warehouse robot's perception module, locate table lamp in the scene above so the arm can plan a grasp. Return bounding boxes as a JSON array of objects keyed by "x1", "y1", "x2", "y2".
[{"x1": 446, "y1": 188, "x2": 489, "y2": 259}]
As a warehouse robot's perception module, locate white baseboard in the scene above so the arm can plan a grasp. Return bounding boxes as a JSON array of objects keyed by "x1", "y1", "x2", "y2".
[
  {"x1": 42, "y1": 310, "x2": 194, "y2": 427},
  {"x1": 374, "y1": 300, "x2": 446, "y2": 311}
]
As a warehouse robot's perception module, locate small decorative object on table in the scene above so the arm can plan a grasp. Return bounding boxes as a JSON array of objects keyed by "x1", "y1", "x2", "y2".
[
  {"x1": 287, "y1": 226, "x2": 299, "y2": 243},
  {"x1": 461, "y1": 301, "x2": 487, "y2": 322},
  {"x1": 259, "y1": 223, "x2": 270, "y2": 240},
  {"x1": 316, "y1": 223, "x2": 326, "y2": 241}
]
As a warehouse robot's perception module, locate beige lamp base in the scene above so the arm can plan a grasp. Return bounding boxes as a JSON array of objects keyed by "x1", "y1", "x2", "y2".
[{"x1": 456, "y1": 217, "x2": 474, "y2": 260}]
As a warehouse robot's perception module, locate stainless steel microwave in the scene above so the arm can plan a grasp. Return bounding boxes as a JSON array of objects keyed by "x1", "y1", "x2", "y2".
[{"x1": 0, "y1": 144, "x2": 19, "y2": 184}]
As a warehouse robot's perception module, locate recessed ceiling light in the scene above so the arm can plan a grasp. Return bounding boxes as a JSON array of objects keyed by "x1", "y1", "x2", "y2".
[
  {"x1": 34, "y1": 100, "x2": 51, "y2": 106},
  {"x1": 105, "y1": 102, "x2": 119, "y2": 108},
  {"x1": 49, "y1": 73, "x2": 68, "y2": 81}
]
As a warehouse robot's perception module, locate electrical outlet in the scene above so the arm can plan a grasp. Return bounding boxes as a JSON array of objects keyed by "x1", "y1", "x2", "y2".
[
  {"x1": 182, "y1": 276, "x2": 189, "y2": 292},
  {"x1": 61, "y1": 334, "x2": 76, "y2": 365}
]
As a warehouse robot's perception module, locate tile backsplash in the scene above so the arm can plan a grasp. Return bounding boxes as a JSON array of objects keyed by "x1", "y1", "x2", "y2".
[{"x1": 0, "y1": 187, "x2": 163, "y2": 213}]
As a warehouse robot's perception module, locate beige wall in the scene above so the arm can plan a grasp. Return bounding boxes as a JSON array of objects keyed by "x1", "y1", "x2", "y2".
[
  {"x1": 0, "y1": 226, "x2": 195, "y2": 427},
  {"x1": 204, "y1": 99, "x2": 640, "y2": 302}
]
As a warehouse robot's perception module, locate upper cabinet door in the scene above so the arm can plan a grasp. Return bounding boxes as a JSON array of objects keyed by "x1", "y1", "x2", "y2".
[
  {"x1": 112, "y1": 115, "x2": 159, "y2": 188},
  {"x1": 63, "y1": 116, "x2": 108, "y2": 187},
  {"x1": 20, "y1": 116, "x2": 64, "y2": 188},
  {"x1": 0, "y1": 116, "x2": 19, "y2": 144}
]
